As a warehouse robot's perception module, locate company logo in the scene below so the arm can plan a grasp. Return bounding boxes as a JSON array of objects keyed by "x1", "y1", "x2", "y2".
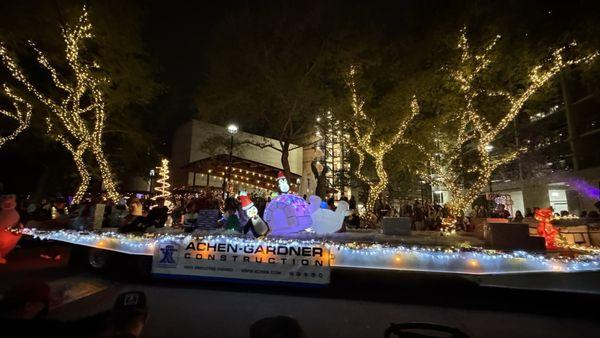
[
  {"x1": 124, "y1": 293, "x2": 139, "y2": 306},
  {"x1": 156, "y1": 241, "x2": 179, "y2": 268}
]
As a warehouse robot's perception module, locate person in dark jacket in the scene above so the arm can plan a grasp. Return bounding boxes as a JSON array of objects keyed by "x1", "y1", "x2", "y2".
[{"x1": 144, "y1": 197, "x2": 169, "y2": 228}]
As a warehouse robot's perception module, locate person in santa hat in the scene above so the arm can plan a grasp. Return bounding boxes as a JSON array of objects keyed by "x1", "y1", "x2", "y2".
[
  {"x1": 276, "y1": 171, "x2": 290, "y2": 194},
  {"x1": 240, "y1": 195, "x2": 270, "y2": 238}
]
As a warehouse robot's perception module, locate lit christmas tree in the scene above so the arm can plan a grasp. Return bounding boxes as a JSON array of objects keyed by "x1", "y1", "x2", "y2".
[{"x1": 154, "y1": 158, "x2": 171, "y2": 199}]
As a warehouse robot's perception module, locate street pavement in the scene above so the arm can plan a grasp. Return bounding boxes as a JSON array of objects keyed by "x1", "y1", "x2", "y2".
[{"x1": 2, "y1": 243, "x2": 600, "y2": 338}]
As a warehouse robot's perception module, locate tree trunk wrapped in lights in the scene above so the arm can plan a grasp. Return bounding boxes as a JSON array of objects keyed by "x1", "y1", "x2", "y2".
[
  {"x1": 0, "y1": 6, "x2": 120, "y2": 202},
  {"x1": 0, "y1": 85, "x2": 31, "y2": 149},
  {"x1": 345, "y1": 66, "x2": 419, "y2": 224},
  {"x1": 416, "y1": 28, "x2": 598, "y2": 233}
]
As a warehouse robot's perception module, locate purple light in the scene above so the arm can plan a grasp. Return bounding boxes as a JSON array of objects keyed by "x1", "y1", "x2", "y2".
[
  {"x1": 567, "y1": 178, "x2": 600, "y2": 200},
  {"x1": 263, "y1": 194, "x2": 313, "y2": 235}
]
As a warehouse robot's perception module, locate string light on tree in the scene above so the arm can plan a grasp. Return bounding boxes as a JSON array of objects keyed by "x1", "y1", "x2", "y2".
[
  {"x1": 154, "y1": 158, "x2": 171, "y2": 199},
  {"x1": 0, "y1": 85, "x2": 32, "y2": 149},
  {"x1": 0, "y1": 6, "x2": 120, "y2": 202},
  {"x1": 343, "y1": 65, "x2": 419, "y2": 224},
  {"x1": 416, "y1": 27, "x2": 598, "y2": 229}
]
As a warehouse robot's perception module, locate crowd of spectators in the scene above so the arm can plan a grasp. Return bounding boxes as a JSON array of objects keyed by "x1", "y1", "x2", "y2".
[
  {"x1": 8, "y1": 190, "x2": 275, "y2": 234},
  {"x1": 373, "y1": 199, "x2": 600, "y2": 232},
  {"x1": 8, "y1": 191, "x2": 600, "y2": 235},
  {"x1": 375, "y1": 201, "x2": 452, "y2": 231}
]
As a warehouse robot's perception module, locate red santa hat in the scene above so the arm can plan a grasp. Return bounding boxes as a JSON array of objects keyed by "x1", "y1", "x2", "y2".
[
  {"x1": 277, "y1": 171, "x2": 286, "y2": 181},
  {"x1": 240, "y1": 195, "x2": 254, "y2": 211}
]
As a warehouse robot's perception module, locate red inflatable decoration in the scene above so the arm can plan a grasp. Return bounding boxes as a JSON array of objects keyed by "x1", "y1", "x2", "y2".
[
  {"x1": 535, "y1": 208, "x2": 558, "y2": 250},
  {"x1": 0, "y1": 195, "x2": 23, "y2": 263}
]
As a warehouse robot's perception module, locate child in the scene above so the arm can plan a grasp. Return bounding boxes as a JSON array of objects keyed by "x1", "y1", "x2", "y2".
[
  {"x1": 181, "y1": 201, "x2": 199, "y2": 232},
  {"x1": 219, "y1": 197, "x2": 241, "y2": 231}
]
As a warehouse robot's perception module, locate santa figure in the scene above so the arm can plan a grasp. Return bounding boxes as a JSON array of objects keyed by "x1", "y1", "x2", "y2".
[
  {"x1": 0, "y1": 195, "x2": 23, "y2": 264},
  {"x1": 277, "y1": 171, "x2": 290, "y2": 194},
  {"x1": 240, "y1": 195, "x2": 270, "y2": 238}
]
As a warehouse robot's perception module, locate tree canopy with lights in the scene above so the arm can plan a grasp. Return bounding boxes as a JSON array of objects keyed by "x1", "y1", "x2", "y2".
[
  {"x1": 0, "y1": 86, "x2": 31, "y2": 149},
  {"x1": 414, "y1": 28, "x2": 598, "y2": 228},
  {"x1": 342, "y1": 65, "x2": 419, "y2": 221},
  {"x1": 0, "y1": 6, "x2": 120, "y2": 202}
]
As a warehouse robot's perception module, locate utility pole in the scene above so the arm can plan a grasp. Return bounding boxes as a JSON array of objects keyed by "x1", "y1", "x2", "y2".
[{"x1": 224, "y1": 124, "x2": 238, "y2": 198}]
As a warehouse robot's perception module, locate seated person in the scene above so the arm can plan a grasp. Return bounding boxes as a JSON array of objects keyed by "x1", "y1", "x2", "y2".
[
  {"x1": 106, "y1": 202, "x2": 128, "y2": 227},
  {"x1": 71, "y1": 202, "x2": 93, "y2": 230},
  {"x1": 120, "y1": 197, "x2": 170, "y2": 233},
  {"x1": 490, "y1": 204, "x2": 510, "y2": 219},
  {"x1": 26, "y1": 197, "x2": 71, "y2": 229},
  {"x1": 119, "y1": 199, "x2": 146, "y2": 233},
  {"x1": 181, "y1": 201, "x2": 199, "y2": 232},
  {"x1": 346, "y1": 211, "x2": 361, "y2": 229},
  {"x1": 144, "y1": 197, "x2": 169, "y2": 228},
  {"x1": 218, "y1": 197, "x2": 241, "y2": 231}
]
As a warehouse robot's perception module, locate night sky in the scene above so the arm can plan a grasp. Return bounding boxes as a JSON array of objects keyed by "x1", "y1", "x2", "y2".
[
  {"x1": 144, "y1": 0, "x2": 240, "y2": 128},
  {"x1": 2, "y1": 0, "x2": 598, "y2": 142},
  {"x1": 134, "y1": 0, "x2": 600, "y2": 138}
]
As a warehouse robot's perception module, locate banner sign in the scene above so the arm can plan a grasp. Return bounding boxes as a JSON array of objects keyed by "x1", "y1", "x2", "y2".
[{"x1": 152, "y1": 237, "x2": 331, "y2": 285}]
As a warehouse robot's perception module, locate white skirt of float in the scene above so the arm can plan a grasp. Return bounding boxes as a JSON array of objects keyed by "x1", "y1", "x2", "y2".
[{"x1": 263, "y1": 194, "x2": 313, "y2": 236}]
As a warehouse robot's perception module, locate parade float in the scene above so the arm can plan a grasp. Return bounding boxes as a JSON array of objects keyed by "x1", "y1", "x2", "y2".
[
  {"x1": 17, "y1": 176, "x2": 600, "y2": 286},
  {"x1": 21, "y1": 227, "x2": 600, "y2": 286}
]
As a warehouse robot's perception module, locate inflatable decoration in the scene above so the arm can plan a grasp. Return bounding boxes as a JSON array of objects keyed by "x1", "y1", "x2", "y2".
[
  {"x1": 308, "y1": 196, "x2": 349, "y2": 234},
  {"x1": 263, "y1": 172, "x2": 313, "y2": 235},
  {"x1": 0, "y1": 195, "x2": 23, "y2": 264},
  {"x1": 535, "y1": 207, "x2": 558, "y2": 250},
  {"x1": 240, "y1": 195, "x2": 270, "y2": 237}
]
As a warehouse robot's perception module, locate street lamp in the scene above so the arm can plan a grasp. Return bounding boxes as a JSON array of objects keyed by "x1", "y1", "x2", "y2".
[
  {"x1": 224, "y1": 124, "x2": 238, "y2": 198},
  {"x1": 227, "y1": 124, "x2": 238, "y2": 134}
]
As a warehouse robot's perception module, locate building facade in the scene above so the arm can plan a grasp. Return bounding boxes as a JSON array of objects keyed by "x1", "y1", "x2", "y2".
[
  {"x1": 171, "y1": 120, "x2": 304, "y2": 194},
  {"x1": 487, "y1": 71, "x2": 600, "y2": 216}
]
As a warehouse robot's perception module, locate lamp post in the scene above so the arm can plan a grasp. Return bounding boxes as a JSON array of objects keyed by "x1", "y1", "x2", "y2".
[{"x1": 224, "y1": 124, "x2": 238, "y2": 198}]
